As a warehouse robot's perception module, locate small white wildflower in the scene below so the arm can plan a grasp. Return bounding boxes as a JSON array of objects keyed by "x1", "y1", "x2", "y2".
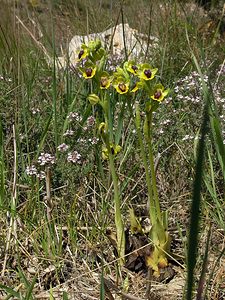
[
  {"x1": 31, "y1": 108, "x2": 40, "y2": 115},
  {"x1": 161, "y1": 119, "x2": 171, "y2": 125},
  {"x1": 165, "y1": 96, "x2": 172, "y2": 104},
  {"x1": 78, "y1": 138, "x2": 85, "y2": 143},
  {"x1": 88, "y1": 137, "x2": 99, "y2": 145},
  {"x1": 37, "y1": 153, "x2": 56, "y2": 166},
  {"x1": 57, "y1": 143, "x2": 69, "y2": 152},
  {"x1": 182, "y1": 135, "x2": 194, "y2": 141},
  {"x1": 174, "y1": 86, "x2": 179, "y2": 93},
  {"x1": 25, "y1": 165, "x2": 38, "y2": 176},
  {"x1": 86, "y1": 116, "x2": 95, "y2": 127},
  {"x1": 67, "y1": 151, "x2": 81, "y2": 163},
  {"x1": 63, "y1": 129, "x2": 75, "y2": 137},
  {"x1": 67, "y1": 112, "x2": 82, "y2": 122},
  {"x1": 37, "y1": 171, "x2": 45, "y2": 179}
]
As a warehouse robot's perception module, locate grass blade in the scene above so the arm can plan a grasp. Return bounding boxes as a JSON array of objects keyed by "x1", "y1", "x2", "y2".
[
  {"x1": 196, "y1": 225, "x2": 211, "y2": 300},
  {"x1": 186, "y1": 103, "x2": 209, "y2": 300},
  {"x1": 100, "y1": 267, "x2": 105, "y2": 300},
  {"x1": 0, "y1": 116, "x2": 5, "y2": 206},
  {"x1": 35, "y1": 112, "x2": 53, "y2": 159},
  {"x1": 0, "y1": 284, "x2": 24, "y2": 300}
]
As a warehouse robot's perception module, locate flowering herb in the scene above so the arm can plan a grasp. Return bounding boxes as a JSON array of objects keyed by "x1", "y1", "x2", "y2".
[
  {"x1": 138, "y1": 63, "x2": 158, "y2": 81},
  {"x1": 150, "y1": 84, "x2": 169, "y2": 102},
  {"x1": 113, "y1": 78, "x2": 129, "y2": 94},
  {"x1": 75, "y1": 39, "x2": 170, "y2": 269},
  {"x1": 77, "y1": 44, "x2": 89, "y2": 61},
  {"x1": 125, "y1": 61, "x2": 139, "y2": 75},
  {"x1": 102, "y1": 144, "x2": 122, "y2": 160},
  {"x1": 82, "y1": 66, "x2": 96, "y2": 79},
  {"x1": 100, "y1": 71, "x2": 111, "y2": 89}
]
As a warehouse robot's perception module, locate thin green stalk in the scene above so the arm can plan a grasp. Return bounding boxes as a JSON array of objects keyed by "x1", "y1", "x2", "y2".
[
  {"x1": 186, "y1": 103, "x2": 209, "y2": 300},
  {"x1": 103, "y1": 95, "x2": 125, "y2": 265},
  {"x1": 145, "y1": 111, "x2": 161, "y2": 222},
  {"x1": 0, "y1": 116, "x2": 4, "y2": 206},
  {"x1": 51, "y1": 18, "x2": 58, "y2": 147},
  {"x1": 135, "y1": 104, "x2": 155, "y2": 225},
  {"x1": 120, "y1": 2, "x2": 128, "y2": 61},
  {"x1": 107, "y1": 141, "x2": 125, "y2": 265}
]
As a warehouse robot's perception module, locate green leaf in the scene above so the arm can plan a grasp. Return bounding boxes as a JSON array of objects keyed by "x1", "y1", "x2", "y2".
[
  {"x1": 100, "y1": 267, "x2": 105, "y2": 300},
  {"x1": 0, "y1": 284, "x2": 24, "y2": 300},
  {"x1": 186, "y1": 103, "x2": 209, "y2": 300},
  {"x1": 62, "y1": 291, "x2": 69, "y2": 300}
]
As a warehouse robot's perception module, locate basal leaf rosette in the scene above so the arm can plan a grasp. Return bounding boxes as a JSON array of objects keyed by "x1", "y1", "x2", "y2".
[{"x1": 145, "y1": 219, "x2": 171, "y2": 277}]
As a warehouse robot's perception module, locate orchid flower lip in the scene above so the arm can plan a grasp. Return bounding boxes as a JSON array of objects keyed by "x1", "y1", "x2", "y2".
[
  {"x1": 100, "y1": 76, "x2": 110, "y2": 89},
  {"x1": 78, "y1": 49, "x2": 84, "y2": 60},
  {"x1": 154, "y1": 90, "x2": 162, "y2": 99},
  {"x1": 132, "y1": 65, "x2": 138, "y2": 73},
  {"x1": 144, "y1": 69, "x2": 152, "y2": 78},
  {"x1": 85, "y1": 68, "x2": 92, "y2": 76},
  {"x1": 118, "y1": 83, "x2": 127, "y2": 92}
]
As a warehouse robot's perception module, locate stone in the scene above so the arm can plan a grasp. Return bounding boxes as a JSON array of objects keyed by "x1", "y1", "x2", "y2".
[{"x1": 56, "y1": 23, "x2": 158, "y2": 68}]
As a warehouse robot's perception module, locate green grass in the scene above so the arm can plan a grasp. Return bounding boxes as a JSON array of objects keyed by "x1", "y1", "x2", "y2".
[{"x1": 0, "y1": 0, "x2": 225, "y2": 299}]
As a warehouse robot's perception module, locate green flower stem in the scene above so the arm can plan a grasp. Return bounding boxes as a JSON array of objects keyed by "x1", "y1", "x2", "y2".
[
  {"x1": 135, "y1": 104, "x2": 156, "y2": 225},
  {"x1": 102, "y1": 93, "x2": 125, "y2": 265},
  {"x1": 145, "y1": 111, "x2": 161, "y2": 222},
  {"x1": 107, "y1": 145, "x2": 125, "y2": 265}
]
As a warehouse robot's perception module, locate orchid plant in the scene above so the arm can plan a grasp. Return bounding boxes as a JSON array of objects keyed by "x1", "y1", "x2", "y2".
[{"x1": 75, "y1": 39, "x2": 170, "y2": 274}]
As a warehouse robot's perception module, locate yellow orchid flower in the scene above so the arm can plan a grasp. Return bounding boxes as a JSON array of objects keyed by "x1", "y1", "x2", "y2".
[
  {"x1": 82, "y1": 66, "x2": 97, "y2": 79},
  {"x1": 125, "y1": 61, "x2": 139, "y2": 75},
  {"x1": 138, "y1": 63, "x2": 158, "y2": 81},
  {"x1": 113, "y1": 77, "x2": 129, "y2": 94},
  {"x1": 77, "y1": 44, "x2": 89, "y2": 61},
  {"x1": 100, "y1": 72, "x2": 111, "y2": 89},
  {"x1": 131, "y1": 80, "x2": 145, "y2": 92},
  {"x1": 150, "y1": 84, "x2": 169, "y2": 102},
  {"x1": 102, "y1": 144, "x2": 122, "y2": 160}
]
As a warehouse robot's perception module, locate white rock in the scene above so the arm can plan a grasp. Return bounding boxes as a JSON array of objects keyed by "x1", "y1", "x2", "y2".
[{"x1": 56, "y1": 23, "x2": 158, "y2": 68}]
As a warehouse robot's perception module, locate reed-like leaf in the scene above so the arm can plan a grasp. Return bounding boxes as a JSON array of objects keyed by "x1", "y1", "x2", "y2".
[{"x1": 186, "y1": 103, "x2": 209, "y2": 300}]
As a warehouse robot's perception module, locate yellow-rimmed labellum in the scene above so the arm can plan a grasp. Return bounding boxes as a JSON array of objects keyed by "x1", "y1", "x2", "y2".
[
  {"x1": 100, "y1": 72, "x2": 111, "y2": 89},
  {"x1": 114, "y1": 79, "x2": 129, "y2": 94},
  {"x1": 77, "y1": 44, "x2": 89, "y2": 61},
  {"x1": 131, "y1": 80, "x2": 144, "y2": 92},
  {"x1": 138, "y1": 63, "x2": 158, "y2": 81},
  {"x1": 125, "y1": 61, "x2": 139, "y2": 75},
  {"x1": 150, "y1": 84, "x2": 169, "y2": 102},
  {"x1": 83, "y1": 66, "x2": 96, "y2": 79}
]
